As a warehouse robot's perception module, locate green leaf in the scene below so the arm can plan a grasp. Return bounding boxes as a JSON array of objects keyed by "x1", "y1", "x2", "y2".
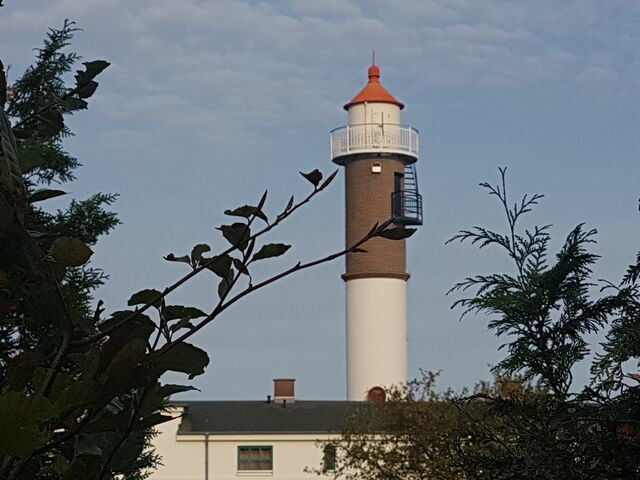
[
  {"x1": 49, "y1": 237, "x2": 93, "y2": 267},
  {"x1": 6, "y1": 352, "x2": 43, "y2": 391},
  {"x1": 128, "y1": 315, "x2": 158, "y2": 340},
  {"x1": 164, "y1": 253, "x2": 191, "y2": 264},
  {"x1": 75, "y1": 433, "x2": 107, "y2": 457},
  {"x1": 159, "y1": 383, "x2": 199, "y2": 398},
  {"x1": 28, "y1": 189, "x2": 67, "y2": 203},
  {"x1": 0, "y1": 392, "x2": 53, "y2": 455},
  {"x1": 17, "y1": 145, "x2": 44, "y2": 173},
  {"x1": 285, "y1": 195, "x2": 294, "y2": 212},
  {"x1": 79, "y1": 412, "x2": 131, "y2": 433},
  {"x1": 111, "y1": 431, "x2": 146, "y2": 469},
  {"x1": 205, "y1": 254, "x2": 232, "y2": 278},
  {"x1": 98, "y1": 337, "x2": 148, "y2": 393},
  {"x1": 224, "y1": 205, "x2": 268, "y2": 223},
  {"x1": 319, "y1": 169, "x2": 338, "y2": 190},
  {"x1": 0, "y1": 392, "x2": 53, "y2": 421},
  {"x1": 73, "y1": 431, "x2": 144, "y2": 475},
  {"x1": 71, "y1": 312, "x2": 96, "y2": 334},
  {"x1": 97, "y1": 310, "x2": 150, "y2": 334},
  {"x1": 252, "y1": 243, "x2": 291, "y2": 261},
  {"x1": 218, "y1": 277, "x2": 231, "y2": 299},
  {"x1": 163, "y1": 305, "x2": 207, "y2": 321},
  {"x1": 217, "y1": 263, "x2": 235, "y2": 300},
  {"x1": 51, "y1": 377, "x2": 99, "y2": 417},
  {"x1": 257, "y1": 190, "x2": 268, "y2": 211},
  {"x1": 37, "y1": 109, "x2": 64, "y2": 136},
  {"x1": 300, "y1": 169, "x2": 322, "y2": 187},
  {"x1": 127, "y1": 288, "x2": 162, "y2": 308},
  {"x1": 59, "y1": 95, "x2": 88, "y2": 110},
  {"x1": 377, "y1": 227, "x2": 417, "y2": 240},
  {"x1": 147, "y1": 343, "x2": 210, "y2": 379},
  {"x1": 217, "y1": 223, "x2": 251, "y2": 250},
  {"x1": 76, "y1": 80, "x2": 98, "y2": 99},
  {"x1": 133, "y1": 413, "x2": 175, "y2": 430},
  {"x1": 233, "y1": 258, "x2": 249, "y2": 275},
  {"x1": 170, "y1": 318, "x2": 195, "y2": 333},
  {"x1": 49, "y1": 456, "x2": 70, "y2": 475},
  {"x1": 137, "y1": 383, "x2": 197, "y2": 419},
  {"x1": 191, "y1": 244, "x2": 211, "y2": 264},
  {"x1": 74, "y1": 60, "x2": 110, "y2": 86}
]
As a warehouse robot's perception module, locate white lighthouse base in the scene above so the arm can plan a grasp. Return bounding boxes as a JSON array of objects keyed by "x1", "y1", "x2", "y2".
[{"x1": 346, "y1": 277, "x2": 408, "y2": 401}]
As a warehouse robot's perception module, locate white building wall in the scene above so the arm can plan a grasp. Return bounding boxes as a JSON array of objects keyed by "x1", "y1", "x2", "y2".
[
  {"x1": 346, "y1": 277, "x2": 408, "y2": 400},
  {"x1": 210, "y1": 434, "x2": 335, "y2": 480},
  {"x1": 151, "y1": 410, "x2": 205, "y2": 480},
  {"x1": 150, "y1": 424, "x2": 337, "y2": 480}
]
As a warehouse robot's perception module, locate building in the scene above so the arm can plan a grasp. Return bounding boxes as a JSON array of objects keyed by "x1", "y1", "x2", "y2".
[
  {"x1": 151, "y1": 63, "x2": 422, "y2": 479},
  {"x1": 152, "y1": 380, "x2": 359, "y2": 480}
]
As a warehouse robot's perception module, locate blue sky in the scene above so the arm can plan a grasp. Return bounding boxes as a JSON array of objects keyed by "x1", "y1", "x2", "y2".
[{"x1": 2, "y1": 0, "x2": 639, "y2": 399}]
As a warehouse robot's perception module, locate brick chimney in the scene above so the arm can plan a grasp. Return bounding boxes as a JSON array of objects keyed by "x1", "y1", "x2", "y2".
[{"x1": 273, "y1": 378, "x2": 295, "y2": 404}]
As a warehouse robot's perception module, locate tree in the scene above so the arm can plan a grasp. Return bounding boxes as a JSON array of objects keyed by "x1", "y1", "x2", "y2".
[
  {"x1": 0, "y1": 20, "x2": 416, "y2": 480},
  {"x1": 331, "y1": 169, "x2": 639, "y2": 480},
  {"x1": 324, "y1": 371, "x2": 472, "y2": 480},
  {"x1": 0, "y1": 20, "x2": 152, "y2": 479},
  {"x1": 446, "y1": 168, "x2": 639, "y2": 479},
  {"x1": 0, "y1": 20, "x2": 119, "y2": 373},
  {"x1": 324, "y1": 372, "x2": 545, "y2": 480}
]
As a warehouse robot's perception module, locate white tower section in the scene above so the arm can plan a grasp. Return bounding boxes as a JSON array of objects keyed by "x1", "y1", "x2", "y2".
[
  {"x1": 346, "y1": 278, "x2": 407, "y2": 400},
  {"x1": 330, "y1": 64, "x2": 422, "y2": 401}
]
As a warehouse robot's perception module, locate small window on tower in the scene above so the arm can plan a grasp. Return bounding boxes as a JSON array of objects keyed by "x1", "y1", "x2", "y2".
[{"x1": 371, "y1": 162, "x2": 382, "y2": 174}]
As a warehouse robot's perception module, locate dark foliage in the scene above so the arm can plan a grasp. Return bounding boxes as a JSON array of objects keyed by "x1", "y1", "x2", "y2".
[{"x1": 446, "y1": 169, "x2": 640, "y2": 479}]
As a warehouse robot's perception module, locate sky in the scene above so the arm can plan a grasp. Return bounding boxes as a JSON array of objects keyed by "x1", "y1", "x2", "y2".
[{"x1": 1, "y1": 0, "x2": 639, "y2": 400}]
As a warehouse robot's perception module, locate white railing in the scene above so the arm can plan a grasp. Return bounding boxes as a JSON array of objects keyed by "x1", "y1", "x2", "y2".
[{"x1": 330, "y1": 124, "x2": 419, "y2": 160}]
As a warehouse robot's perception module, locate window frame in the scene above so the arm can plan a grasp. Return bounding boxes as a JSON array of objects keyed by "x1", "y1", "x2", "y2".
[
  {"x1": 237, "y1": 446, "x2": 273, "y2": 472},
  {"x1": 322, "y1": 444, "x2": 337, "y2": 472}
]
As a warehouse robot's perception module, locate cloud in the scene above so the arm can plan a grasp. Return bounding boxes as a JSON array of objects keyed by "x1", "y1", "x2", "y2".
[
  {"x1": 288, "y1": 0, "x2": 362, "y2": 18},
  {"x1": 2, "y1": 0, "x2": 638, "y2": 153}
]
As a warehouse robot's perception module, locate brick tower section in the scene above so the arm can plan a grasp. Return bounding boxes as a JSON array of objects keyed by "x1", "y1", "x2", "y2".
[{"x1": 343, "y1": 155, "x2": 409, "y2": 281}]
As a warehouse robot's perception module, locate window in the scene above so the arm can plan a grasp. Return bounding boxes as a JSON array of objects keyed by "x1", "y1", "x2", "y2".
[
  {"x1": 238, "y1": 446, "x2": 273, "y2": 471},
  {"x1": 322, "y1": 444, "x2": 336, "y2": 472}
]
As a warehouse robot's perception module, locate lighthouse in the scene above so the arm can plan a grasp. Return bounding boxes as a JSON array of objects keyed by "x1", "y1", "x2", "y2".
[{"x1": 330, "y1": 63, "x2": 422, "y2": 401}]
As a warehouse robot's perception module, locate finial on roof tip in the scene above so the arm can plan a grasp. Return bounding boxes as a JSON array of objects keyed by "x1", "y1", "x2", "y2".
[{"x1": 367, "y1": 63, "x2": 380, "y2": 83}]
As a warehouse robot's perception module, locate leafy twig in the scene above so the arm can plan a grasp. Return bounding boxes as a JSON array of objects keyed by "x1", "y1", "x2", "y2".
[
  {"x1": 73, "y1": 171, "x2": 337, "y2": 347},
  {"x1": 161, "y1": 219, "x2": 397, "y2": 351}
]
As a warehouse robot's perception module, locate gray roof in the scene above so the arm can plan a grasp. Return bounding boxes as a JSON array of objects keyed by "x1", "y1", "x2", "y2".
[{"x1": 176, "y1": 401, "x2": 363, "y2": 434}]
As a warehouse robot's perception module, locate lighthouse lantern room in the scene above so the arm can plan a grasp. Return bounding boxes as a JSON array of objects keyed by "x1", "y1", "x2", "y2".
[{"x1": 330, "y1": 63, "x2": 423, "y2": 401}]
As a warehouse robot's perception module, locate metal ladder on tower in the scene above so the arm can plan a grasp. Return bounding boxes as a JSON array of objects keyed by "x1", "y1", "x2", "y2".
[
  {"x1": 392, "y1": 163, "x2": 423, "y2": 226},
  {"x1": 404, "y1": 163, "x2": 418, "y2": 195}
]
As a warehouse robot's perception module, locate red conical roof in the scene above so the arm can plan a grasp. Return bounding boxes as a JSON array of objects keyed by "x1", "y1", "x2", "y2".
[{"x1": 344, "y1": 64, "x2": 404, "y2": 110}]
